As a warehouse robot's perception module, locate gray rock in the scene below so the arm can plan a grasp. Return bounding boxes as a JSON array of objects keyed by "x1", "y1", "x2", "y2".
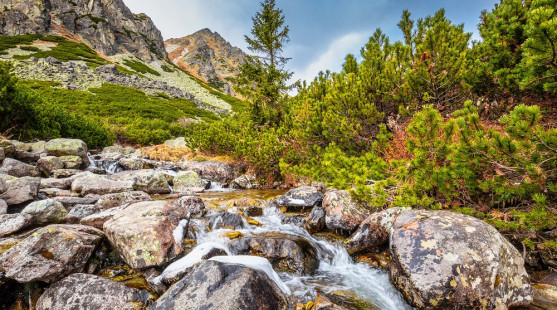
[
  {"x1": 37, "y1": 156, "x2": 65, "y2": 175},
  {"x1": 0, "y1": 148, "x2": 4, "y2": 163},
  {"x1": 65, "y1": 204, "x2": 101, "y2": 224},
  {"x1": 233, "y1": 174, "x2": 257, "y2": 189},
  {"x1": 0, "y1": 176, "x2": 40, "y2": 205},
  {"x1": 0, "y1": 199, "x2": 7, "y2": 214},
  {"x1": 44, "y1": 138, "x2": 89, "y2": 167},
  {"x1": 305, "y1": 206, "x2": 326, "y2": 234},
  {"x1": 322, "y1": 190, "x2": 371, "y2": 233},
  {"x1": 52, "y1": 196, "x2": 99, "y2": 209},
  {"x1": 80, "y1": 205, "x2": 128, "y2": 229},
  {"x1": 345, "y1": 207, "x2": 410, "y2": 255},
  {"x1": 205, "y1": 212, "x2": 246, "y2": 230},
  {"x1": 39, "y1": 177, "x2": 75, "y2": 190},
  {"x1": 276, "y1": 186, "x2": 324, "y2": 210},
  {"x1": 0, "y1": 140, "x2": 16, "y2": 157},
  {"x1": 109, "y1": 169, "x2": 170, "y2": 194},
  {"x1": 71, "y1": 174, "x2": 135, "y2": 196},
  {"x1": 151, "y1": 260, "x2": 288, "y2": 310},
  {"x1": 51, "y1": 169, "x2": 82, "y2": 178},
  {"x1": 36, "y1": 273, "x2": 149, "y2": 310},
  {"x1": 180, "y1": 161, "x2": 238, "y2": 182},
  {"x1": 0, "y1": 176, "x2": 7, "y2": 194},
  {"x1": 118, "y1": 157, "x2": 150, "y2": 170},
  {"x1": 173, "y1": 170, "x2": 205, "y2": 193},
  {"x1": 95, "y1": 191, "x2": 152, "y2": 210},
  {"x1": 60, "y1": 155, "x2": 82, "y2": 169},
  {"x1": 0, "y1": 213, "x2": 33, "y2": 237},
  {"x1": 389, "y1": 210, "x2": 532, "y2": 309},
  {"x1": 171, "y1": 196, "x2": 207, "y2": 218},
  {"x1": 0, "y1": 224, "x2": 103, "y2": 283},
  {"x1": 21, "y1": 199, "x2": 68, "y2": 224},
  {"x1": 0, "y1": 158, "x2": 41, "y2": 177}
]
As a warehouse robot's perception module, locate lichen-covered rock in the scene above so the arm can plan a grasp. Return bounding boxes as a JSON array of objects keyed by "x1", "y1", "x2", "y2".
[
  {"x1": 71, "y1": 174, "x2": 135, "y2": 196},
  {"x1": 322, "y1": 190, "x2": 371, "y2": 233},
  {"x1": 52, "y1": 196, "x2": 99, "y2": 209},
  {"x1": 305, "y1": 206, "x2": 326, "y2": 234},
  {"x1": 44, "y1": 139, "x2": 89, "y2": 168},
  {"x1": 345, "y1": 207, "x2": 410, "y2": 255},
  {"x1": 36, "y1": 273, "x2": 149, "y2": 310},
  {"x1": 37, "y1": 156, "x2": 64, "y2": 175},
  {"x1": 118, "y1": 157, "x2": 150, "y2": 171},
  {"x1": 0, "y1": 213, "x2": 33, "y2": 237},
  {"x1": 171, "y1": 196, "x2": 207, "y2": 218},
  {"x1": 96, "y1": 191, "x2": 152, "y2": 210},
  {"x1": 233, "y1": 174, "x2": 257, "y2": 189},
  {"x1": 0, "y1": 148, "x2": 5, "y2": 164},
  {"x1": 21, "y1": 199, "x2": 68, "y2": 224},
  {"x1": 103, "y1": 201, "x2": 190, "y2": 270},
  {"x1": 60, "y1": 155, "x2": 83, "y2": 169},
  {"x1": 109, "y1": 169, "x2": 170, "y2": 194},
  {"x1": 51, "y1": 169, "x2": 83, "y2": 178},
  {"x1": 0, "y1": 224, "x2": 103, "y2": 283},
  {"x1": 65, "y1": 204, "x2": 101, "y2": 224},
  {"x1": 231, "y1": 233, "x2": 319, "y2": 275},
  {"x1": 0, "y1": 140, "x2": 16, "y2": 157},
  {"x1": 180, "y1": 161, "x2": 238, "y2": 182},
  {"x1": 389, "y1": 210, "x2": 532, "y2": 309},
  {"x1": 0, "y1": 158, "x2": 41, "y2": 177},
  {"x1": 173, "y1": 170, "x2": 205, "y2": 193},
  {"x1": 151, "y1": 260, "x2": 288, "y2": 310},
  {"x1": 39, "y1": 177, "x2": 75, "y2": 190},
  {"x1": 0, "y1": 176, "x2": 40, "y2": 205},
  {"x1": 0, "y1": 176, "x2": 7, "y2": 194},
  {"x1": 276, "y1": 186, "x2": 324, "y2": 211}
]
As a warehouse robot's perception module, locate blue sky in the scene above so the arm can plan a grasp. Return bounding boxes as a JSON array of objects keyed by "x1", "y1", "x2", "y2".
[{"x1": 125, "y1": 0, "x2": 499, "y2": 83}]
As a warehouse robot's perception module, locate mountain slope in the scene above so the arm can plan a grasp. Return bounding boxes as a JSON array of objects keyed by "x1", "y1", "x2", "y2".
[{"x1": 166, "y1": 28, "x2": 246, "y2": 96}]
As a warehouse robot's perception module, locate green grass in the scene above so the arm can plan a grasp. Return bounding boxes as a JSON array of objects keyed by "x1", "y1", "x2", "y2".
[
  {"x1": 123, "y1": 59, "x2": 161, "y2": 76},
  {"x1": 2, "y1": 34, "x2": 109, "y2": 66},
  {"x1": 22, "y1": 81, "x2": 219, "y2": 145},
  {"x1": 81, "y1": 14, "x2": 107, "y2": 24}
]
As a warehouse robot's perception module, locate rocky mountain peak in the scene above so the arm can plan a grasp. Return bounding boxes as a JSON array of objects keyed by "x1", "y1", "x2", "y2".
[
  {"x1": 165, "y1": 28, "x2": 246, "y2": 95},
  {"x1": 0, "y1": 0, "x2": 167, "y2": 61}
]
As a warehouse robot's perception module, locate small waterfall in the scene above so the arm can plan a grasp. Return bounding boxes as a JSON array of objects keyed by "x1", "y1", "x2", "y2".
[
  {"x1": 87, "y1": 153, "x2": 123, "y2": 174},
  {"x1": 160, "y1": 204, "x2": 412, "y2": 309}
]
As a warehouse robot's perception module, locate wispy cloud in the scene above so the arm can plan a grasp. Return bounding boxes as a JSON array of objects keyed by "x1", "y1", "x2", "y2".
[{"x1": 292, "y1": 32, "x2": 367, "y2": 83}]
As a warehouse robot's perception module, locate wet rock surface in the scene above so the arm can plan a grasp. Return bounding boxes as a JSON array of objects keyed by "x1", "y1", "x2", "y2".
[
  {"x1": 36, "y1": 273, "x2": 150, "y2": 310},
  {"x1": 276, "y1": 186, "x2": 324, "y2": 210},
  {"x1": 171, "y1": 196, "x2": 207, "y2": 218},
  {"x1": 389, "y1": 210, "x2": 532, "y2": 309},
  {"x1": 0, "y1": 225, "x2": 103, "y2": 283},
  {"x1": 151, "y1": 260, "x2": 288, "y2": 310}
]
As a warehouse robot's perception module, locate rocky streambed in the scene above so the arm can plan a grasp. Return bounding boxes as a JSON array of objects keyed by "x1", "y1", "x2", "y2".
[{"x1": 0, "y1": 138, "x2": 555, "y2": 309}]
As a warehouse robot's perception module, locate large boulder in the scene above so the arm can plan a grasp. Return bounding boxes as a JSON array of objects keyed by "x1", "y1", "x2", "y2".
[
  {"x1": 0, "y1": 224, "x2": 103, "y2": 283},
  {"x1": 37, "y1": 156, "x2": 64, "y2": 175},
  {"x1": 304, "y1": 206, "x2": 326, "y2": 234},
  {"x1": 345, "y1": 207, "x2": 410, "y2": 254},
  {"x1": 0, "y1": 140, "x2": 16, "y2": 157},
  {"x1": 71, "y1": 174, "x2": 135, "y2": 196},
  {"x1": 0, "y1": 213, "x2": 33, "y2": 237},
  {"x1": 151, "y1": 260, "x2": 288, "y2": 310},
  {"x1": 171, "y1": 195, "x2": 207, "y2": 218},
  {"x1": 204, "y1": 212, "x2": 246, "y2": 230},
  {"x1": 21, "y1": 199, "x2": 68, "y2": 224},
  {"x1": 276, "y1": 186, "x2": 324, "y2": 211},
  {"x1": 0, "y1": 158, "x2": 41, "y2": 177},
  {"x1": 0, "y1": 176, "x2": 40, "y2": 205},
  {"x1": 44, "y1": 138, "x2": 89, "y2": 167},
  {"x1": 231, "y1": 233, "x2": 319, "y2": 275},
  {"x1": 389, "y1": 210, "x2": 532, "y2": 309},
  {"x1": 322, "y1": 190, "x2": 371, "y2": 233},
  {"x1": 109, "y1": 169, "x2": 170, "y2": 194},
  {"x1": 40, "y1": 177, "x2": 75, "y2": 190},
  {"x1": 95, "y1": 191, "x2": 152, "y2": 210},
  {"x1": 36, "y1": 273, "x2": 149, "y2": 310},
  {"x1": 103, "y1": 201, "x2": 190, "y2": 270},
  {"x1": 180, "y1": 161, "x2": 238, "y2": 182},
  {"x1": 173, "y1": 170, "x2": 205, "y2": 193}
]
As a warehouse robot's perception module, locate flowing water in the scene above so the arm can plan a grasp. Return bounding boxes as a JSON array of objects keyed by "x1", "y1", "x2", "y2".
[{"x1": 173, "y1": 188, "x2": 412, "y2": 309}]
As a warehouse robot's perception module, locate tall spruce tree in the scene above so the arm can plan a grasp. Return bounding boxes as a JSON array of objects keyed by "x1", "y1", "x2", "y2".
[{"x1": 237, "y1": 0, "x2": 293, "y2": 125}]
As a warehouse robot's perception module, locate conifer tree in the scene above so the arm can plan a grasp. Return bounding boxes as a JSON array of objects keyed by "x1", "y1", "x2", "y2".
[
  {"x1": 342, "y1": 54, "x2": 359, "y2": 75},
  {"x1": 237, "y1": 0, "x2": 293, "y2": 125}
]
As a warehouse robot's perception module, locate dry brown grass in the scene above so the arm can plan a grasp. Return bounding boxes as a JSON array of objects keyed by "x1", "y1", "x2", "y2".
[{"x1": 141, "y1": 145, "x2": 193, "y2": 162}]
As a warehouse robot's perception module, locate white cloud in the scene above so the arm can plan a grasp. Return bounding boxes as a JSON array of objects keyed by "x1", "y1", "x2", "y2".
[{"x1": 292, "y1": 32, "x2": 367, "y2": 84}]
